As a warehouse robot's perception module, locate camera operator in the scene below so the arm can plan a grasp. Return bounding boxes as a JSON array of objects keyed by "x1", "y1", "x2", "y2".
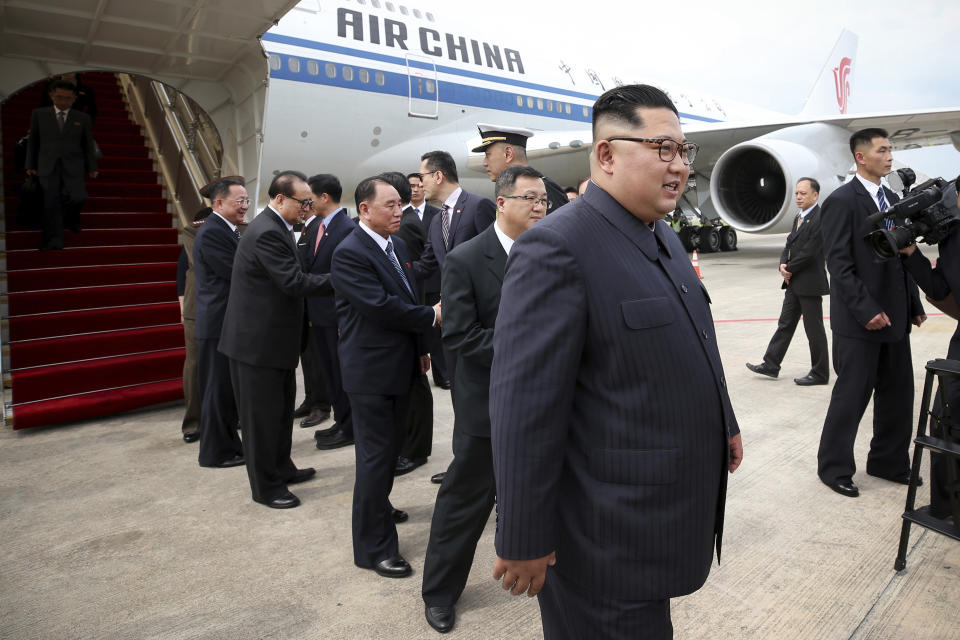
[{"x1": 899, "y1": 174, "x2": 960, "y2": 520}]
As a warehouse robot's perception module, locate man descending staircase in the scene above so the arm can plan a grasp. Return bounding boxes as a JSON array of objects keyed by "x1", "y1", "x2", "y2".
[{"x1": 2, "y1": 72, "x2": 186, "y2": 429}]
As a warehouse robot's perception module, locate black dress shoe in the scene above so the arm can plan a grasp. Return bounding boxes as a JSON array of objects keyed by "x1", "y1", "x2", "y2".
[
  {"x1": 746, "y1": 362, "x2": 778, "y2": 378},
  {"x1": 203, "y1": 455, "x2": 245, "y2": 468},
  {"x1": 300, "y1": 407, "x2": 331, "y2": 428},
  {"x1": 371, "y1": 555, "x2": 412, "y2": 578},
  {"x1": 868, "y1": 471, "x2": 923, "y2": 486},
  {"x1": 823, "y1": 477, "x2": 859, "y2": 497},
  {"x1": 182, "y1": 432, "x2": 200, "y2": 443},
  {"x1": 430, "y1": 472, "x2": 446, "y2": 485},
  {"x1": 287, "y1": 467, "x2": 317, "y2": 484},
  {"x1": 314, "y1": 423, "x2": 340, "y2": 439},
  {"x1": 392, "y1": 508, "x2": 409, "y2": 523},
  {"x1": 794, "y1": 374, "x2": 828, "y2": 386},
  {"x1": 394, "y1": 456, "x2": 427, "y2": 476},
  {"x1": 425, "y1": 604, "x2": 455, "y2": 633},
  {"x1": 256, "y1": 491, "x2": 300, "y2": 509},
  {"x1": 315, "y1": 431, "x2": 354, "y2": 450},
  {"x1": 293, "y1": 401, "x2": 312, "y2": 418},
  {"x1": 435, "y1": 379, "x2": 452, "y2": 390}
]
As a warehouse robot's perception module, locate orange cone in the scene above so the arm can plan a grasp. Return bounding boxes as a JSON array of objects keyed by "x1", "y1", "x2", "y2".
[{"x1": 691, "y1": 249, "x2": 703, "y2": 279}]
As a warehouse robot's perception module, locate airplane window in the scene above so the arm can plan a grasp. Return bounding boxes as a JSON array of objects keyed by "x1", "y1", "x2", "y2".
[
  {"x1": 425, "y1": 79, "x2": 435, "y2": 93},
  {"x1": 400, "y1": 5, "x2": 408, "y2": 15},
  {"x1": 359, "y1": 68, "x2": 370, "y2": 83},
  {"x1": 371, "y1": 0, "x2": 380, "y2": 7},
  {"x1": 325, "y1": 63, "x2": 336, "y2": 78},
  {"x1": 288, "y1": 57, "x2": 301, "y2": 73},
  {"x1": 426, "y1": 12, "x2": 435, "y2": 21},
  {"x1": 307, "y1": 60, "x2": 319, "y2": 75},
  {"x1": 516, "y1": 95, "x2": 523, "y2": 107},
  {"x1": 386, "y1": 1, "x2": 395, "y2": 10},
  {"x1": 565, "y1": 103, "x2": 571, "y2": 114},
  {"x1": 536, "y1": 98, "x2": 544, "y2": 110},
  {"x1": 582, "y1": 106, "x2": 589, "y2": 117},
  {"x1": 343, "y1": 66, "x2": 354, "y2": 81},
  {"x1": 413, "y1": 8, "x2": 422, "y2": 18},
  {"x1": 546, "y1": 100, "x2": 553, "y2": 112},
  {"x1": 375, "y1": 71, "x2": 385, "y2": 86},
  {"x1": 527, "y1": 97, "x2": 534, "y2": 109},
  {"x1": 268, "y1": 55, "x2": 281, "y2": 71}
]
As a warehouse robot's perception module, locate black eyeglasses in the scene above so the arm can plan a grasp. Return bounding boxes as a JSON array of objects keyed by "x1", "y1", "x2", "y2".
[
  {"x1": 605, "y1": 137, "x2": 699, "y2": 165},
  {"x1": 503, "y1": 194, "x2": 549, "y2": 208},
  {"x1": 288, "y1": 195, "x2": 314, "y2": 210},
  {"x1": 417, "y1": 170, "x2": 440, "y2": 180}
]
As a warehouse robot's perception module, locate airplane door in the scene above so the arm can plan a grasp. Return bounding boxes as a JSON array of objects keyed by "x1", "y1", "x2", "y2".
[{"x1": 406, "y1": 54, "x2": 438, "y2": 119}]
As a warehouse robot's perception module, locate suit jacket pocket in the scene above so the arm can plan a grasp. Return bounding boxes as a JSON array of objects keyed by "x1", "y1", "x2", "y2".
[
  {"x1": 620, "y1": 297, "x2": 674, "y2": 329},
  {"x1": 588, "y1": 448, "x2": 679, "y2": 485}
]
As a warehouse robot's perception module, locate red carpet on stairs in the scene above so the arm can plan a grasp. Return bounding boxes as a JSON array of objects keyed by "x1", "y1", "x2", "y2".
[{"x1": 2, "y1": 72, "x2": 186, "y2": 429}]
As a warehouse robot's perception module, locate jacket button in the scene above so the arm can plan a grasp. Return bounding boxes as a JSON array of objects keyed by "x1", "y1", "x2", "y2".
[
  {"x1": 681, "y1": 283, "x2": 689, "y2": 293},
  {"x1": 701, "y1": 329, "x2": 709, "y2": 339}
]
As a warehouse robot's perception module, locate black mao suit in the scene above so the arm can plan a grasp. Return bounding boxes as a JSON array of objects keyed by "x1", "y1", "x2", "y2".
[
  {"x1": 193, "y1": 213, "x2": 243, "y2": 466},
  {"x1": 490, "y1": 184, "x2": 739, "y2": 637},
  {"x1": 331, "y1": 227, "x2": 436, "y2": 567},
  {"x1": 760, "y1": 205, "x2": 830, "y2": 379},
  {"x1": 25, "y1": 106, "x2": 97, "y2": 248},
  {"x1": 218, "y1": 208, "x2": 333, "y2": 503},
  {"x1": 299, "y1": 209, "x2": 355, "y2": 438},
  {"x1": 818, "y1": 178, "x2": 924, "y2": 485},
  {"x1": 422, "y1": 223, "x2": 505, "y2": 608}
]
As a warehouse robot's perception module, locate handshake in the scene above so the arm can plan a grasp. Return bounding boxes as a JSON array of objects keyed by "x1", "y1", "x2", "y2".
[{"x1": 432, "y1": 300, "x2": 442, "y2": 326}]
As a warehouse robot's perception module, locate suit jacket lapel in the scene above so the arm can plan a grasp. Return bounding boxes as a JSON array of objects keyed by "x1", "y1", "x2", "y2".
[
  {"x1": 210, "y1": 213, "x2": 238, "y2": 245},
  {"x1": 584, "y1": 186, "x2": 661, "y2": 262},
  {"x1": 483, "y1": 225, "x2": 507, "y2": 284},
  {"x1": 448, "y1": 191, "x2": 469, "y2": 246},
  {"x1": 356, "y1": 229, "x2": 416, "y2": 302}
]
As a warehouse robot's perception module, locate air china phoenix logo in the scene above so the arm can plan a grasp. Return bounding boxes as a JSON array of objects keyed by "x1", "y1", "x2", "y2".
[{"x1": 833, "y1": 57, "x2": 852, "y2": 114}]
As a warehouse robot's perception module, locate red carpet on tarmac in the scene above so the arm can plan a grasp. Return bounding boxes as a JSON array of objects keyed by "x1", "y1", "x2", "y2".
[{"x1": 2, "y1": 72, "x2": 185, "y2": 429}]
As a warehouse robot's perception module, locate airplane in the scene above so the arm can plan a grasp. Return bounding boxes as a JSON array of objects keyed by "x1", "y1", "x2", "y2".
[{"x1": 257, "y1": 0, "x2": 960, "y2": 240}]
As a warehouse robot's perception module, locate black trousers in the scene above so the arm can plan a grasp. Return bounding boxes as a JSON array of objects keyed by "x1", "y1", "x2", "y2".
[
  {"x1": 425, "y1": 291, "x2": 449, "y2": 384},
  {"x1": 38, "y1": 161, "x2": 84, "y2": 248},
  {"x1": 181, "y1": 317, "x2": 201, "y2": 436},
  {"x1": 762, "y1": 288, "x2": 829, "y2": 380},
  {"x1": 349, "y1": 391, "x2": 410, "y2": 567},
  {"x1": 401, "y1": 373, "x2": 433, "y2": 460},
  {"x1": 313, "y1": 324, "x2": 352, "y2": 437},
  {"x1": 538, "y1": 567, "x2": 672, "y2": 640},
  {"x1": 197, "y1": 338, "x2": 242, "y2": 466},
  {"x1": 229, "y1": 359, "x2": 298, "y2": 502},
  {"x1": 300, "y1": 325, "x2": 331, "y2": 411},
  {"x1": 818, "y1": 332, "x2": 914, "y2": 484},
  {"x1": 422, "y1": 429, "x2": 496, "y2": 607}
]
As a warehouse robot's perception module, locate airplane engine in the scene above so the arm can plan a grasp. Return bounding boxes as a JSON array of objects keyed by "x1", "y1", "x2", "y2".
[{"x1": 708, "y1": 123, "x2": 851, "y2": 233}]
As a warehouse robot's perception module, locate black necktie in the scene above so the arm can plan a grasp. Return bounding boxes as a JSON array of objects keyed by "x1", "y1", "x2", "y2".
[
  {"x1": 233, "y1": 227, "x2": 241, "y2": 241},
  {"x1": 57, "y1": 111, "x2": 66, "y2": 130}
]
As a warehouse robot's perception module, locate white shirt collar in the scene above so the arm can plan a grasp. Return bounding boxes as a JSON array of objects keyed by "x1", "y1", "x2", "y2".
[
  {"x1": 212, "y1": 211, "x2": 237, "y2": 233},
  {"x1": 443, "y1": 187, "x2": 463, "y2": 212},
  {"x1": 855, "y1": 174, "x2": 885, "y2": 210},
  {"x1": 321, "y1": 207, "x2": 343, "y2": 224},
  {"x1": 359, "y1": 220, "x2": 390, "y2": 251},
  {"x1": 493, "y1": 219, "x2": 514, "y2": 255},
  {"x1": 267, "y1": 205, "x2": 294, "y2": 231},
  {"x1": 799, "y1": 204, "x2": 817, "y2": 219},
  {"x1": 56, "y1": 108, "x2": 70, "y2": 117}
]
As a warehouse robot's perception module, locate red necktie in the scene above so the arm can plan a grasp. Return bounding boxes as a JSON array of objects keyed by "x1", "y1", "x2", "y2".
[{"x1": 313, "y1": 221, "x2": 326, "y2": 254}]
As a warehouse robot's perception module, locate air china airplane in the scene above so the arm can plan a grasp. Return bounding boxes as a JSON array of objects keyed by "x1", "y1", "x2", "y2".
[{"x1": 258, "y1": 0, "x2": 960, "y2": 235}]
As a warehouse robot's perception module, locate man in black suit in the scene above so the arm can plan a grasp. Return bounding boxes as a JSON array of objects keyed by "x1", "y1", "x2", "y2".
[
  {"x1": 25, "y1": 79, "x2": 98, "y2": 250},
  {"x1": 421, "y1": 165, "x2": 547, "y2": 634},
  {"x1": 219, "y1": 171, "x2": 334, "y2": 509},
  {"x1": 490, "y1": 85, "x2": 743, "y2": 638},
  {"x1": 331, "y1": 177, "x2": 441, "y2": 578},
  {"x1": 407, "y1": 172, "x2": 449, "y2": 389},
  {"x1": 818, "y1": 128, "x2": 926, "y2": 498},
  {"x1": 299, "y1": 174, "x2": 355, "y2": 451},
  {"x1": 746, "y1": 177, "x2": 830, "y2": 385},
  {"x1": 473, "y1": 123, "x2": 569, "y2": 214},
  {"x1": 194, "y1": 178, "x2": 248, "y2": 468}
]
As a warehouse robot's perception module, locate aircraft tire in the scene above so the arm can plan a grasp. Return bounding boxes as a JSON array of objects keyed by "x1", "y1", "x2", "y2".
[
  {"x1": 719, "y1": 227, "x2": 738, "y2": 251},
  {"x1": 698, "y1": 227, "x2": 720, "y2": 253},
  {"x1": 677, "y1": 227, "x2": 700, "y2": 252}
]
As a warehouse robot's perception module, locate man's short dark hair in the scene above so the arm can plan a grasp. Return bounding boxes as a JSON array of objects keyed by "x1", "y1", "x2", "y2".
[
  {"x1": 495, "y1": 165, "x2": 543, "y2": 199},
  {"x1": 564, "y1": 186, "x2": 578, "y2": 195},
  {"x1": 209, "y1": 177, "x2": 245, "y2": 202},
  {"x1": 307, "y1": 173, "x2": 342, "y2": 202},
  {"x1": 592, "y1": 84, "x2": 678, "y2": 139},
  {"x1": 421, "y1": 150, "x2": 459, "y2": 183},
  {"x1": 797, "y1": 177, "x2": 820, "y2": 194},
  {"x1": 849, "y1": 128, "x2": 889, "y2": 157},
  {"x1": 268, "y1": 170, "x2": 307, "y2": 198},
  {"x1": 354, "y1": 176, "x2": 390, "y2": 206},
  {"x1": 48, "y1": 80, "x2": 77, "y2": 94},
  {"x1": 407, "y1": 172, "x2": 423, "y2": 182},
  {"x1": 378, "y1": 171, "x2": 412, "y2": 204}
]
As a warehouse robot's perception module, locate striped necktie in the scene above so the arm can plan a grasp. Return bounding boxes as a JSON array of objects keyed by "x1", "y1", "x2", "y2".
[
  {"x1": 386, "y1": 241, "x2": 413, "y2": 296},
  {"x1": 440, "y1": 204, "x2": 450, "y2": 249},
  {"x1": 57, "y1": 111, "x2": 66, "y2": 130},
  {"x1": 877, "y1": 188, "x2": 894, "y2": 230},
  {"x1": 313, "y1": 221, "x2": 325, "y2": 254}
]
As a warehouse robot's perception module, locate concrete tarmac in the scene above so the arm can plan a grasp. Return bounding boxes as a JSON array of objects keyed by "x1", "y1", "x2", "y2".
[{"x1": 1, "y1": 232, "x2": 958, "y2": 639}]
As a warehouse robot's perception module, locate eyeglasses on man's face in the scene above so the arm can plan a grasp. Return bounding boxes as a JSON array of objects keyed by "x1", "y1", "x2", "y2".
[
  {"x1": 288, "y1": 195, "x2": 315, "y2": 211},
  {"x1": 232, "y1": 198, "x2": 251, "y2": 206},
  {"x1": 604, "y1": 136, "x2": 699, "y2": 165},
  {"x1": 502, "y1": 194, "x2": 549, "y2": 208}
]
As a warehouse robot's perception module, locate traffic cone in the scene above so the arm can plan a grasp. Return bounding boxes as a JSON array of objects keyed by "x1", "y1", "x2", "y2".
[{"x1": 691, "y1": 249, "x2": 703, "y2": 279}]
